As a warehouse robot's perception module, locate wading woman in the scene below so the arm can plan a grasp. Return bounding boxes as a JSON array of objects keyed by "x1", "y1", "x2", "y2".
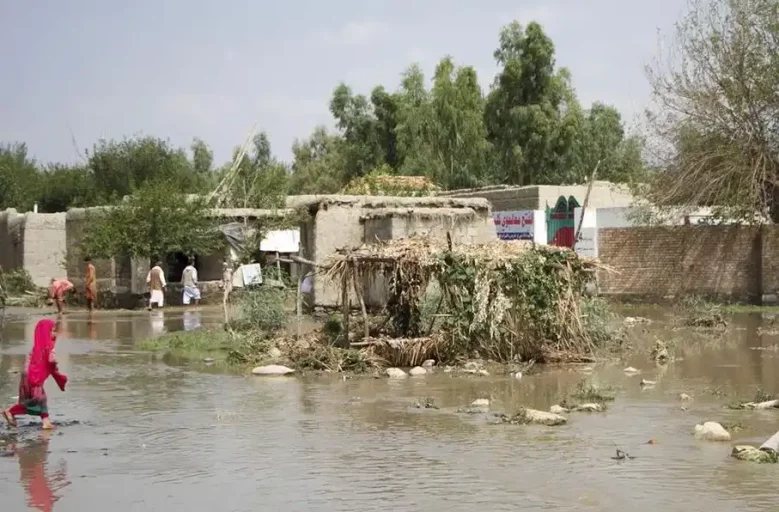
[{"x1": 3, "y1": 319, "x2": 68, "y2": 430}]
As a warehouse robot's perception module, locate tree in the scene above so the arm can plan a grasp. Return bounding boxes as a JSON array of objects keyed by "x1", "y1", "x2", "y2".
[
  {"x1": 484, "y1": 21, "x2": 577, "y2": 185},
  {"x1": 87, "y1": 136, "x2": 208, "y2": 202},
  {"x1": 80, "y1": 179, "x2": 222, "y2": 261},
  {"x1": 215, "y1": 132, "x2": 288, "y2": 209},
  {"x1": 289, "y1": 126, "x2": 348, "y2": 194},
  {"x1": 643, "y1": 0, "x2": 779, "y2": 222},
  {"x1": 0, "y1": 143, "x2": 40, "y2": 211},
  {"x1": 396, "y1": 58, "x2": 492, "y2": 189},
  {"x1": 36, "y1": 164, "x2": 97, "y2": 213}
]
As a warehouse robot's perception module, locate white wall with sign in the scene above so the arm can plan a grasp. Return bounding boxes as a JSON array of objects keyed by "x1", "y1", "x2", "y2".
[
  {"x1": 493, "y1": 210, "x2": 546, "y2": 244},
  {"x1": 573, "y1": 208, "x2": 598, "y2": 258}
]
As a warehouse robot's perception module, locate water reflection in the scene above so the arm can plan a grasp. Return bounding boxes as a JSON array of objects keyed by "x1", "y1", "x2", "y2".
[
  {"x1": 150, "y1": 311, "x2": 165, "y2": 336},
  {"x1": 183, "y1": 310, "x2": 201, "y2": 332},
  {"x1": 9, "y1": 431, "x2": 70, "y2": 512}
]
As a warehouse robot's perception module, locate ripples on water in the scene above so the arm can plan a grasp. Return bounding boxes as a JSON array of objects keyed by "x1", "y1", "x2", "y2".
[{"x1": 1, "y1": 309, "x2": 779, "y2": 511}]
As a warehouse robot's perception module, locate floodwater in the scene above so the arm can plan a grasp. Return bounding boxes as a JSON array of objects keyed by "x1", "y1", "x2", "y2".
[{"x1": 1, "y1": 307, "x2": 779, "y2": 511}]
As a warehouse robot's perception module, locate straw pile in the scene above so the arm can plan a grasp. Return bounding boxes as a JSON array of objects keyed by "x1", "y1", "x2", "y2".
[{"x1": 324, "y1": 235, "x2": 605, "y2": 363}]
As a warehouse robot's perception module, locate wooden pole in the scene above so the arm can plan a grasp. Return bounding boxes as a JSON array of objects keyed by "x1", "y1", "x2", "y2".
[
  {"x1": 351, "y1": 265, "x2": 369, "y2": 339},
  {"x1": 341, "y1": 270, "x2": 350, "y2": 348},
  {"x1": 296, "y1": 272, "x2": 303, "y2": 339},
  {"x1": 275, "y1": 251, "x2": 281, "y2": 280},
  {"x1": 572, "y1": 160, "x2": 601, "y2": 252}
]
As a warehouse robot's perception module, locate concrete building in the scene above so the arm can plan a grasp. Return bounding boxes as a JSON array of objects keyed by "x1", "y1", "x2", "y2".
[
  {"x1": 439, "y1": 181, "x2": 635, "y2": 212},
  {"x1": 294, "y1": 195, "x2": 497, "y2": 308},
  {"x1": 0, "y1": 208, "x2": 67, "y2": 287}
]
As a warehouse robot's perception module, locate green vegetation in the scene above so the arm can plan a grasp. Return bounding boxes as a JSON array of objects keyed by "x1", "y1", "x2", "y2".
[
  {"x1": 136, "y1": 329, "x2": 235, "y2": 354},
  {"x1": 2, "y1": 19, "x2": 643, "y2": 215},
  {"x1": 79, "y1": 179, "x2": 223, "y2": 261},
  {"x1": 677, "y1": 296, "x2": 727, "y2": 329}
]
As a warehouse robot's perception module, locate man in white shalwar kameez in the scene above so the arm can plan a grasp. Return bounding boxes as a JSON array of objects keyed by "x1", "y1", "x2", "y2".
[
  {"x1": 146, "y1": 261, "x2": 167, "y2": 310},
  {"x1": 181, "y1": 258, "x2": 201, "y2": 306}
]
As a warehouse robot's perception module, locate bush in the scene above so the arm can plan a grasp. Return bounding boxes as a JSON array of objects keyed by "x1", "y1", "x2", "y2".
[
  {"x1": 581, "y1": 297, "x2": 616, "y2": 347},
  {"x1": 231, "y1": 287, "x2": 288, "y2": 332},
  {"x1": 0, "y1": 268, "x2": 36, "y2": 295}
]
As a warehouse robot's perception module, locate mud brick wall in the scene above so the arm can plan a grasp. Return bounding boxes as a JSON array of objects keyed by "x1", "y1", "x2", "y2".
[{"x1": 598, "y1": 226, "x2": 763, "y2": 301}]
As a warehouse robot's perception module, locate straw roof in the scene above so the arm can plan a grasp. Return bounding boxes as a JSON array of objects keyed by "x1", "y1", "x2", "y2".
[{"x1": 324, "y1": 235, "x2": 597, "y2": 270}]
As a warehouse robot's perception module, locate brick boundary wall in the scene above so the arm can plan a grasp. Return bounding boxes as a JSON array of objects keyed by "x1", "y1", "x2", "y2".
[{"x1": 597, "y1": 225, "x2": 779, "y2": 303}]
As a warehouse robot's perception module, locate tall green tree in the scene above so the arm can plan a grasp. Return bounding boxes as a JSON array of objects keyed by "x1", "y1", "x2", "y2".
[
  {"x1": 485, "y1": 21, "x2": 575, "y2": 185},
  {"x1": 87, "y1": 136, "x2": 208, "y2": 202},
  {"x1": 216, "y1": 132, "x2": 288, "y2": 209},
  {"x1": 0, "y1": 143, "x2": 40, "y2": 211},
  {"x1": 289, "y1": 126, "x2": 348, "y2": 194},
  {"x1": 396, "y1": 58, "x2": 492, "y2": 189},
  {"x1": 36, "y1": 164, "x2": 97, "y2": 213}
]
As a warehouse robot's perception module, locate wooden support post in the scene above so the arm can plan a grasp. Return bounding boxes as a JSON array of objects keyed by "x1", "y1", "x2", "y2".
[
  {"x1": 352, "y1": 265, "x2": 369, "y2": 339},
  {"x1": 341, "y1": 269, "x2": 350, "y2": 348},
  {"x1": 296, "y1": 272, "x2": 303, "y2": 339}
]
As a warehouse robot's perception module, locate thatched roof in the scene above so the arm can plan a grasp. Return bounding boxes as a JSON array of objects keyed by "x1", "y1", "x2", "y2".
[{"x1": 324, "y1": 235, "x2": 596, "y2": 271}]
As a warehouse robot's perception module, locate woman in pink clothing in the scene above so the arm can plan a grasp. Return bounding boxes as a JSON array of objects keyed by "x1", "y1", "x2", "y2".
[{"x1": 47, "y1": 278, "x2": 74, "y2": 314}]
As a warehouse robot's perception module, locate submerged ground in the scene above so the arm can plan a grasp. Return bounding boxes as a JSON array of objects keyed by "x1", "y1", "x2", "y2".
[{"x1": 1, "y1": 306, "x2": 779, "y2": 511}]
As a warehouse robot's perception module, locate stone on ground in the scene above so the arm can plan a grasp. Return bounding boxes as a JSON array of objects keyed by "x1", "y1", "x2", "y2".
[
  {"x1": 385, "y1": 368, "x2": 408, "y2": 379},
  {"x1": 573, "y1": 403, "x2": 605, "y2": 413},
  {"x1": 694, "y1": 422, "x2": 731, "y2": 442},
  {"x1": 409, "y1": 366, "x2": 427, "y2": 377},
  {"x1": 252, "y1": 364, "x2": 295, "y2": 376},
  {"x1": 523, "y1": 408, "x2": 567, "y2": 426}
]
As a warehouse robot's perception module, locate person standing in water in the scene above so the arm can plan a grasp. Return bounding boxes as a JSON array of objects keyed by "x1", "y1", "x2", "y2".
[
  {"x1": 84, "y1": 257, "x2": 97, "y2": 312},
  {"x1": 2, "y1": 319, "x2": 68, "y2": 430},
  {"x1": 47, "y1": 278, "x2": 74, "y2": 315},
  {"x1": 181, "y1": 257, "x2": 200, "y2": 306},
  {"x1": 146, "y1": 261, "x2": 166, "y2": 310}
]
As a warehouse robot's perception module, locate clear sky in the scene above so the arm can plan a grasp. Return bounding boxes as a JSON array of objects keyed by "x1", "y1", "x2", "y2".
[{"x1": 0, "y1": 0, "x2": 688, "y2": 167}]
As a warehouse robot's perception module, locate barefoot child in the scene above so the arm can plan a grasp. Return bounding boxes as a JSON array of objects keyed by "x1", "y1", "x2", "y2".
[{"x1": 3, "y1": 319, "x2": 68, "y2": 430}]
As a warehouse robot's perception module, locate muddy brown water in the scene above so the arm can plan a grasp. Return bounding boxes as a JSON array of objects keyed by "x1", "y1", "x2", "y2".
[{"x1": 1, "y1": 306, "x2": 779, "y2": 511}]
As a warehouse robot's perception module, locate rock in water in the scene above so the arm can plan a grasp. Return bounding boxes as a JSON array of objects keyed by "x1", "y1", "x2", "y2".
[
  {"x1": 409, "y1": 367, "x2": 427, "y2": 377},
  {"x1": 573, "y1": 403, "x2": 605, "y2": 413},
  {"x1": 694, "y1": 422, "x2": 731, "y2": 442},
  {"x1": 623, "y1": 367, "x2": 641, "y2": 375},
  {"x1": 731, "y1": 445, "x2": 779, "y2": 463},
  {"x1": 679, "y1": 393, "x2": 693, "y2": 401},
  {"x1": 422, "y1": 359, "x2": 436, "y2": 368},
  {"x1": 523, "y1": 408, "x2": 568, "y2": 426},
  {"x1": 550, "y1": 405, "x2": 569, "y2": 415},
  {"x1": 471, "y1": 398, "x2": 490, "y2": 407},
  {"x1": 385, "y1": 368, "x2": 408, "y2": 379},
  {"x1": 478, "y1": 370, "x2": 490, "y2": 377},
  {"x1": 252, "y1": 365, "x2": 295, "y2": 376}
]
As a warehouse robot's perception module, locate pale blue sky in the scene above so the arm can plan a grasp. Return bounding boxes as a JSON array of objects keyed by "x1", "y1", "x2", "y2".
[{"x1": 0, "y1": 0, "x2": 687, "y2": 166}]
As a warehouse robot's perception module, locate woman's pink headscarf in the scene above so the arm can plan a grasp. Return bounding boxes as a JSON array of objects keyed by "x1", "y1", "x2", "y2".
[{"x1": 27, "y1": 319, "x2": 57, "y2": 387}]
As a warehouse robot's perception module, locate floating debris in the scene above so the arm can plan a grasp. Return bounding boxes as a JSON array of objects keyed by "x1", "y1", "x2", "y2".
[
  {"x1": 731, "y1": 446, "x2": 779, "y2": 463},
  {"x1": 611, "y1": 449, "x2": 636, "y2": 460},
  {"x1": 414, "y1": 397, "x2": 439, "y2": 409}
]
